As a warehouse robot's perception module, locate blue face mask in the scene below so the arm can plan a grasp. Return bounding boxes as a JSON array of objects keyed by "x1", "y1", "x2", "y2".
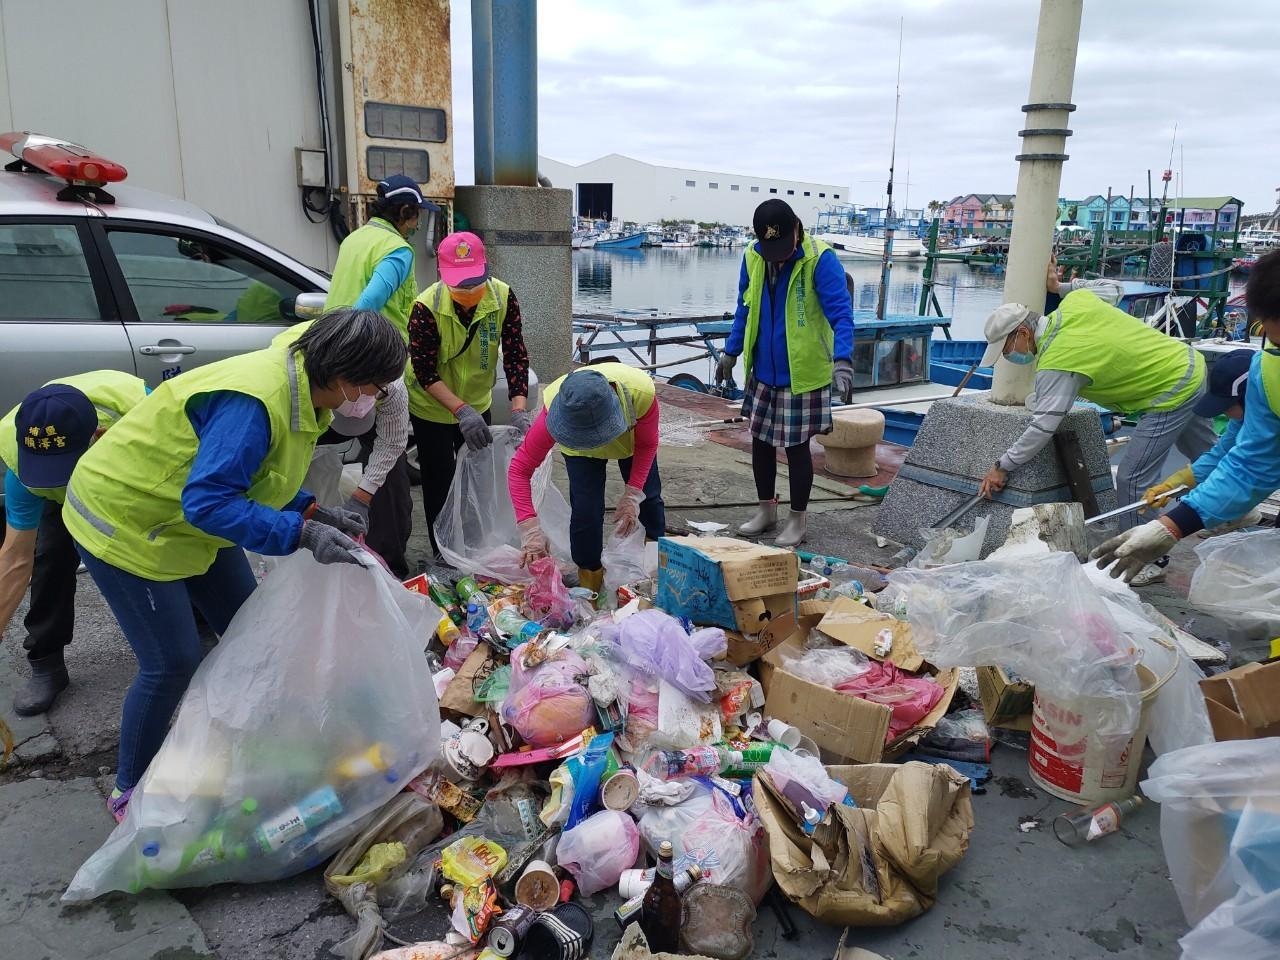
[{"x1": 1005, "y1": 350, "x2": 1035, "y2": 366}]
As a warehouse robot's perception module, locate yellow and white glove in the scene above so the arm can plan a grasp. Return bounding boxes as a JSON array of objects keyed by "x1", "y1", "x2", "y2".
[
  {"x1": 1091, "y1": 518, "x2": 1180, "y2": 583},
  {"x1": 1142, "y1": 465, "x2": 1196, "y2": 511}
]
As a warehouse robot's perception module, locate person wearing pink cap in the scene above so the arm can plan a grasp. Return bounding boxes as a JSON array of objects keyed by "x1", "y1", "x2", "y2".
[{"x1": 407, "y1": 231, "x2": 530, "y2": 556}]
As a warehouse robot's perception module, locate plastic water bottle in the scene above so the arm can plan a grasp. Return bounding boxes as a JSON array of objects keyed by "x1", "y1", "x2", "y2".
[
  {"x1": 254, "y1": 786, "x2": 344, "y2": 853},
  {"x1": 493, "y1": 606, "x2": 543, "y2": 645},
  {"x1": 466, "y1": 602, "x2": 496, "y2": 644},
  {"x1": 642, "y1": 746, "x2": 735, "y2": 780}
]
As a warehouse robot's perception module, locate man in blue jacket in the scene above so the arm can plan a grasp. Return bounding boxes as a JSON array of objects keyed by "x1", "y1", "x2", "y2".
[
  {"x1": 1095, "y1": 251, "x2": 1280, "y2": 582},
  {"x1": 716, "y1": 200, "x2": 855, "y2": 548}
]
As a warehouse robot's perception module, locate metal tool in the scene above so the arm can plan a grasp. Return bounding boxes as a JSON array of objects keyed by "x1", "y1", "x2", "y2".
[
  {"x1": 1084, "y1": 485, "x2": 1188, "y2": 526},
  {"x1": 932, "y1": 492, "x2": 985, "y2": 530}
]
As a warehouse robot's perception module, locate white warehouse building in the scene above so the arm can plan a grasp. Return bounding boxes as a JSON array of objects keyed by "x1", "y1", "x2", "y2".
[{"x1": 538, "y1": 154, "x2": 849, "y2": 227}]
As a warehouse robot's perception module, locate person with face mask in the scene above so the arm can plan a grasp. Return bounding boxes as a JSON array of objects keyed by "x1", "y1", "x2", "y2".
[
  {"x1": 715, "y1": 199, "x2": 855, "y2": 548},
  {"x1": 406, "y1": 231, "x2": 530, "y2": 557},
  {"x1": 60, "y1": 309, "x2": 407, "y2": 822},
  {"x1": 319, "y1": 175, "x2": 438, "y2": 577},
  {"x1": 977, "y1": 272, "x2": 1218, "y2": 586},
  {"x1": 0, "y1": 372, "x2": 147, "y2": 716},
  {"x1": 1095, "y1": 251, "x2": 1280, "y2": 583}
]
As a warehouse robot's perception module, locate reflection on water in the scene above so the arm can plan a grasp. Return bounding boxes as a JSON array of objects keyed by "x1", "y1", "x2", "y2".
[{"x1": 571, "y1": 247, "x2": 1008, "y2": 341}]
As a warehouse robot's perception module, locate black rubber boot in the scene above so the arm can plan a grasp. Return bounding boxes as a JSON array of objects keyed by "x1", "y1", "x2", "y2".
[{"x1": 13, "y1": 652, "x2": 69, "y2": 717}]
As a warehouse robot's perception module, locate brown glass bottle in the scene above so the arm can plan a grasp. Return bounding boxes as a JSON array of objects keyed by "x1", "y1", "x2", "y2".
[{"x1": 640, "y1": 840, "x2": 682, "y2": 953}]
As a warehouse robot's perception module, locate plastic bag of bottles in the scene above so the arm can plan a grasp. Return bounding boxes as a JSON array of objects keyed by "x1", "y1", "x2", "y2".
[
  {"x1": 434, "y1": 426, "x2": 573, "y2": 583},
  {"x1": 1188, "y1": 528, "x2": 1280, "y2": 637},
  {"x1": 63, "y1": 553, "x2": 442, "y2": 901}
]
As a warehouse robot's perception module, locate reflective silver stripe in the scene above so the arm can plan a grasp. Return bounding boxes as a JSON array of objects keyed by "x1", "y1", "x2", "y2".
[
  {"x1": 146, "y1": 520, "x2": 182, "y2": 541},
  {"x1": 431, "y1": 283, "x2": 447, "y2": 314},
  {"x1": 67, "y1": 488, "x2": 115, "y2": 537},
  {"x1": 286, "y1": 348, "x2": 301, "y2": 432},
  {"x1": 1037, "y1": 310, "x2": 1065, "y2": 354},
  {"x1": 93, "y1": 404, "x2": 124, "y2": 425},
  {"x1": 616, "y1": 383, "x2": 637, "y2": 429},
  {"x1": 1147, "y1": 343, "x2": 1200, "y2": 410}
]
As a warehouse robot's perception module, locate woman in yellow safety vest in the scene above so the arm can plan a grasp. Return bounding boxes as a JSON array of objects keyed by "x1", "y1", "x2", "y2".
[
  {"x1": 406, "y1": 231, "x2": 531, "y2": 557},
  {"x1": 61, "y1": 309, "x2": 407, "y2": 822}
]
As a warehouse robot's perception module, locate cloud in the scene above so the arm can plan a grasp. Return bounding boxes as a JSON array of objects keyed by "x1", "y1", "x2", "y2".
[{"x1": 451, "y1": 0, "x2": 1278, "y2": 213}]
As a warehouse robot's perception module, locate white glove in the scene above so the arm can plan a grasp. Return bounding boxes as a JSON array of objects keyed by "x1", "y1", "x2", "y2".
[
  {"x1": 613, "y1": 486, "x2": 645, "y2": 537},
  {"x1": 518, "y1": 518, "x2": 550, "y2": 567},
  {"x1": 1090, "y1": 518, "x2": 1180, "y2": 583}
]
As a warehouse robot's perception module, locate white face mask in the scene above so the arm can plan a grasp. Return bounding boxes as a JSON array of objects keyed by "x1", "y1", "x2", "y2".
[{"x1": 337, "y1": 384, "x2": 377, "y2": 419}]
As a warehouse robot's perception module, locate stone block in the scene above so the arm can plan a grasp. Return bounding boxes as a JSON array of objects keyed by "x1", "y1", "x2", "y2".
[
  {"x1": 454, "y1": 185, "x2": 574, "y2": 385},
  {"x1": 875, "y1": 395, "x2": 1116, "y2": 555},
  {"x1": 817, "y1": 409, "x2": 884, "y2": 478}
]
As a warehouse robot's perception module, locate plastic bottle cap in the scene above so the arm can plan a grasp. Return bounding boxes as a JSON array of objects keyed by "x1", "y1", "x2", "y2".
[
  {"x1": 241, "y1": 798, "x2": 258, "y2": 815},
  {"x1": 142, "y1": 841, "x2": 160, "y2": 857}
]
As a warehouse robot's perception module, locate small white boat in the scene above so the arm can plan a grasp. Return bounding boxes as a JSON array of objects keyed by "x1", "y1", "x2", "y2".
[
  {"x1": 571, "y1": 232, "x2": 597, "y2": 250},
  {"x1": 661, "y1": 231, "x2": 695, "y2": 248},
  {"x1": 815, "y1": 232, "x2": 926, "y2": 261}
]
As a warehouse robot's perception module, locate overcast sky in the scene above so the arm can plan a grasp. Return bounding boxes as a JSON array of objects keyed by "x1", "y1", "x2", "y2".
[{"x1": 450, "y1": 0, "x2": 1277, "y2": 215}]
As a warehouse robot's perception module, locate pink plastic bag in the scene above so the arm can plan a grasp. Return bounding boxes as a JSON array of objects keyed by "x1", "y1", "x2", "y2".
[
  {"x1": 836, "y1": 662, "x2": 945, "y2": 740},
  {"x1": 555, "y1": 810, "x2": 640, "y2": 896},
  {"x1": 501, "y1": 644, "x2": 595, "y2": 747},
  {"x1": 523, "y1": 557, "x2": 575, "y2": 630}
]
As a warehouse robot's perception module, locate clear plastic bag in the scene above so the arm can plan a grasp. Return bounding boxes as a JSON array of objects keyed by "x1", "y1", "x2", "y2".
[
  {"x1": 1188, "y1": 529, "x2": 1280, "y2": 636},
  {"x1": 523, "y1": 556, "x2": 575, "y2": 629},
  {"x1": 434, "y1": 426, "x2": 573, "y2": 583},
  {"x1": 890, "y1": 553, "x2": 1142, "y2": 743},
  {"x1": 1141, "y1": 742, "x2": 1280, "y2": 926},
  {"x1": 63, "y1": 554, "x2": 442, "y2": 901},
  {"x1": 635, "y1": 783, "x2": 716, "y2": 857},
  {"x1": 600, "y1": 609, "x2": 717, "y2": 702},
  {"x1": 554, "y1": 809, "x2": 640, "y2": 896},
  {"x1": 762, "y1": 748, "x2": 850, "y2": 809},
  {"x1": 678, "y1": 791, "x2": 771, "y2": 905},
  {"x1": 602, "y1": 526, "x2": 649, "y2": 602},
  {"x1": 304, "y1": 444, "x2": 346, "y2": 507},
  {"x1": 777, "y1": 645, "x2": 870, "y2": 686},
  {"x1": 500, "y1": 643, "x2": 595, "y2": 747}
]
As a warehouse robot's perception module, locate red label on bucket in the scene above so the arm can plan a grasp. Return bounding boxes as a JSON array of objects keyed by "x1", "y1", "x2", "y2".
[{"x1": 1030, "y1": 692, "x2": 1139, "y2": 802}]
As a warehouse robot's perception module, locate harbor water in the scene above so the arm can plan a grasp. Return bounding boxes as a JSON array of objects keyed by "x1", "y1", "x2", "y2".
[{"x1": 572, "y1": 247, "x2": 1006, "y2": 382}]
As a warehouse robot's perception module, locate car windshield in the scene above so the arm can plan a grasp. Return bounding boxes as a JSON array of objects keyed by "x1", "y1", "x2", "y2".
[{"x1": 212, "y1": 215, "x2": 331, "y2": 278}]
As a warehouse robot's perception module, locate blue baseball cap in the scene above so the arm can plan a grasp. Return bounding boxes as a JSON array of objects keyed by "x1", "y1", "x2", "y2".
[
  {"x1": 546, "y1": 371, "x2": 626, "y2": 450},
  {"x1": 376, "y1": 175, "x2": 440, "y2": 211},
  {"x1": 1194, "y1": 349, "x2": 1254, "y2": 417},
  {"x1": 15, "y1": 384, "x2": 97, "y2": 489}
]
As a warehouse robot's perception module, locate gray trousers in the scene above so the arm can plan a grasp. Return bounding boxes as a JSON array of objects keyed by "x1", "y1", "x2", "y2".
[{"x1": 1114, "y1": 383, "x2": 1219, "y2": 530}]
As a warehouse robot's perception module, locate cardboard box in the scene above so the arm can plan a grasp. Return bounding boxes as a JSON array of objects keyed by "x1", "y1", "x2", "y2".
[
  {"x1": 439, "y1": 641, "x2": 500, "y2": 716},
  {"x1": 816, "y1": 597, "x2": 924, "y2": 672},
  {"x1": 723, "y1": 607, "x2": 798, "y2": 667},
  {"x1": 1200, "y1": 660, "x2": 1280, "y2": 741},
  {"x1": 656, "y1": 536, "x2": 799, "y2": 634},
  {"x1": 759, "y1": 631, "x2": 959, "y2": 763},
  {"x1": 976, "y1": 664, "x2": 1035, "y2": 732}
]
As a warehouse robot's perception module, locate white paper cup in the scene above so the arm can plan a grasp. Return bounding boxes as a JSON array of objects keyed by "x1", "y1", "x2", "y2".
[{"x1": 767, "y1": 718, "x2": 802, "y2": 749}]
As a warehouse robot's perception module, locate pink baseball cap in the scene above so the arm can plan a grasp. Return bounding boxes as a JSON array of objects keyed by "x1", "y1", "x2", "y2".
[{"x1": 438, "y1": 231, "x2": 489, "y2": 288}]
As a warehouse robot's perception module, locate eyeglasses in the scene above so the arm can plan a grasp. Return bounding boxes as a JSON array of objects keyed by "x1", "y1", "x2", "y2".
[{"x1": 374, "y1": 383, "x2": 390, "y2": 400}]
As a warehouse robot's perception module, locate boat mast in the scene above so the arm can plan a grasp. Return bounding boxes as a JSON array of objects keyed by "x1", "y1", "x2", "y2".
[{"x1": 875, "y1": 19, "x2": 904, "y2": 322}]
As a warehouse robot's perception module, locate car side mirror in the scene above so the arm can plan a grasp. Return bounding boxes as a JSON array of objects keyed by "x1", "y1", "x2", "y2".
[{"x1": 293, "y1": 292, "x2": 327, "y2": 320}]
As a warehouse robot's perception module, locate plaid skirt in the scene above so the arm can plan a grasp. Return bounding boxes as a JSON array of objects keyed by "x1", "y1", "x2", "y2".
[{"x1": 741, "y1": 376, "x2": 833, "y2": 448}]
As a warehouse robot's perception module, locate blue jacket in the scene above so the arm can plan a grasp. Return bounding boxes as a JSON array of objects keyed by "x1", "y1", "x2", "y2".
[
  {"x1": 725, "y1": 244, "x2": 854, "y2": 388},
  {"x1": 1172, "y1": 353, "x2": 1280, "y2": 532}
]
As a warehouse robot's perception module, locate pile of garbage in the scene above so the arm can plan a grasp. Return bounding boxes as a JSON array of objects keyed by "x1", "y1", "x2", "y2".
[{"x1": 61, "y1": 525, "x2": 979, "y2": 960}]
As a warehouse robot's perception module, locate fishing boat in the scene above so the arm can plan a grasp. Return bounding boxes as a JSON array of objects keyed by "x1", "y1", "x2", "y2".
[
  {"x1": 661, "y1": 232, "x2": 695, "y2": 248},
  {"x1": 816, "y1": 231, "x2": 927, "y2": 261},
  {"x1": 571, "y1": 231, "x2": 597, "y2": 250},
  {"x1": 594, "y1": 231, "x2": 645, "y2": 250}
]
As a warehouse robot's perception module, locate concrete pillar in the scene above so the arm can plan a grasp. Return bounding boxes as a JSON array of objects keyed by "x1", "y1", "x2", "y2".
[
  {"x1": 454, "y1": 185, "x2": 573, "y2": 387},
  {"x1": 992, "y1": 0, "x2": 1084, "y2": 404}
]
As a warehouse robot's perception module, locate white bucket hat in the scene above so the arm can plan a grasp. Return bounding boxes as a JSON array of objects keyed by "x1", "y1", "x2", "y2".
[{"x1": 980, "y1": 303, "x2": 1034, "y2": 367}]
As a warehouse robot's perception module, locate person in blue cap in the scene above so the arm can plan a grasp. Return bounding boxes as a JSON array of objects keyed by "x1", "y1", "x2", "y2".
[
  {"x1": 0, "y1": 372, "x2": 147, "y2": 715},
  {"x1": 1095, "y1": 250, "x2": 1280, "y2": 582}
]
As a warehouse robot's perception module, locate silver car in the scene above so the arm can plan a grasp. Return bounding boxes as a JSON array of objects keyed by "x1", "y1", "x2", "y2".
[{"x1": 0, "y1": 158, "x2": 532, "y2": 500}]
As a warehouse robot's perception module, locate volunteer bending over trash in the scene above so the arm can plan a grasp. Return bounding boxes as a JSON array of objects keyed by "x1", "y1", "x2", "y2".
[
  {"x1": 717, "y1": 199, "x2": 855, "y2": 548},
  {"x1": 407, "y1": 231, "x2": 531, "y2": 558},
  {"x1": 61, "y1": 309, "x2": 408, "y2": 822},
  {"x1": 977, "y1": 266, "x2": 1217, "y2": 586},
  {"x1": 507, "y1": 362, "x2": 664, "y2": 597},
  {"x1": 0, "y1": 372, "x2": 146, "y2": 717},
  {"x1": 316, "y1": 174, "x2": 439, "y2": 577},
  {"x1": 1095, "y1": 250, "x2": 1280, "y2": 582}
]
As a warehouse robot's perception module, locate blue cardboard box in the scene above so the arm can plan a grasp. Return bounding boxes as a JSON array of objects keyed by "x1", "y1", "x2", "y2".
[{"x1": 656, "y1": 536, "x2": 799, "y2": 633}]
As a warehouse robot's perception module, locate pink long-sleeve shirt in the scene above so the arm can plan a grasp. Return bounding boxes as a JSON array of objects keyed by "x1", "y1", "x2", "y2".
[{"x1": 508, "y1": 402, "x2": 659, "y2": 522}]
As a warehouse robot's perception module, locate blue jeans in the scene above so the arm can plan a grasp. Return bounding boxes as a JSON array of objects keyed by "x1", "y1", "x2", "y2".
[
  {"x1": 77, "y1": 546, "x2": 257, "y2": 791},
  {"x1": 563, "y1": 455, "x2": 665, "y2": 570}
]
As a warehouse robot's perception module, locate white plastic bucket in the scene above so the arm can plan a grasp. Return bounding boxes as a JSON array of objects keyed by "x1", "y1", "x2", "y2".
[{"x1": 1029, "y1": 649, "x2": 1175, "y2": 803}]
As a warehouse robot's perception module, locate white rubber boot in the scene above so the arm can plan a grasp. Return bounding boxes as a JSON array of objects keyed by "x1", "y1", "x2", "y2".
[
  {"x1": 738, "y1": 499, "x2": 778, "y2": 537},
  {"x1": 774, "y1": 511, "x2": 808, "y2": 548}
]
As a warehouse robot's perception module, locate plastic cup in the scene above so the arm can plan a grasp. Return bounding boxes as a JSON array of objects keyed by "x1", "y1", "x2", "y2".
[{"x1": 767, "y1": 718, "x2": 802, "y2": 749}]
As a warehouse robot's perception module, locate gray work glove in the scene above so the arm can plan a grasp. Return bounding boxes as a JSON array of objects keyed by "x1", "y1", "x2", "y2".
[
  {"x1": 510, "y1": 409, "x2": 534, "y2": 437},
  {"x1": 456, "y1": 403, "x2": 493, "y2": 452},
  {"x1": 342, "y1": 493, "x2": 372, "y2": 527},
  {"x1": 311, "y1": 504, "x2": 368, "y2": 538},
  {"x1": 299, "y1": 519, "x2": 365, "y2": 566},
  {"x1": 715, "y1": 353, "x2": 737, "y2": 383},
  {"x1": 832, "y1": 359, "x2": 855, "y2": 405}
]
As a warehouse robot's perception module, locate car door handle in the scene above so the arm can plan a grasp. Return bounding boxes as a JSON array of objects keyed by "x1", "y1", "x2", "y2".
[{"x1": 138, "y1": 344, "x2": 197, "y2": 356}]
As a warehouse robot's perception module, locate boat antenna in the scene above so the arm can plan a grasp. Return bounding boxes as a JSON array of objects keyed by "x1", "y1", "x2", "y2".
[{"x1": 875, "y1": 17, "x2": 904, "y2": 322}]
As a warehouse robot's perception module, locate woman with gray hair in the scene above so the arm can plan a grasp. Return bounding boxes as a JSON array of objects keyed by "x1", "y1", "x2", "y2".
[{"x1": 61, "y1": 308, "x2": 407, "y2": 822}]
